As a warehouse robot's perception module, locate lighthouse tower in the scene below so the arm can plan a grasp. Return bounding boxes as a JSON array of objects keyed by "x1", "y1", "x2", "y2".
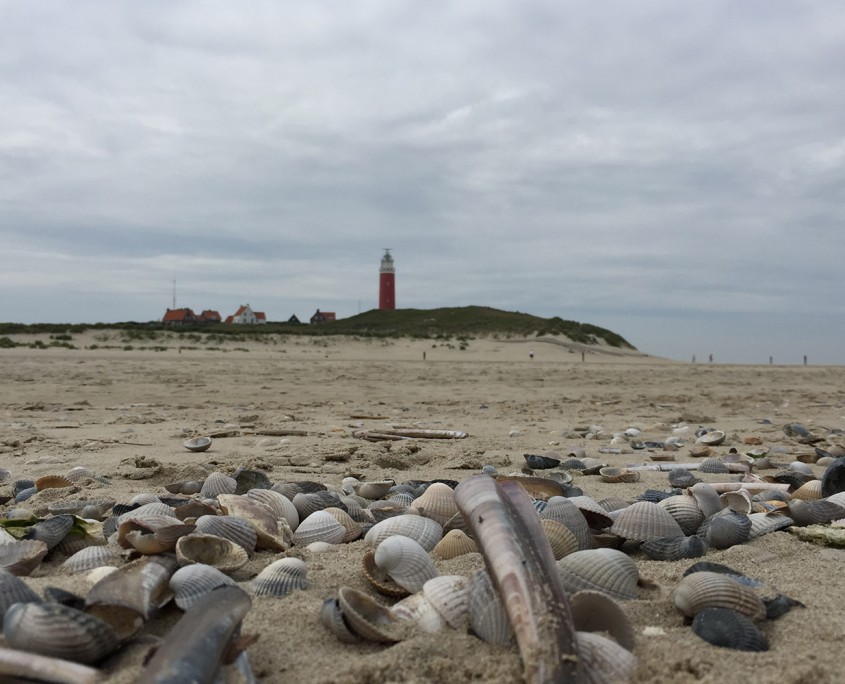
[{"x1": 379, "y1": 249, "x2": 395, "y2": 310}]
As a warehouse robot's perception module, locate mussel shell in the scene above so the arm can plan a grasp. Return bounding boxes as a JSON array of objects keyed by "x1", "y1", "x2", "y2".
[
  {"x1": 4, "y1": 601, "x2": 119, "y2": 664},
  {"x1": 691, "y1": 607, "x2": 769, "y2": 651}
]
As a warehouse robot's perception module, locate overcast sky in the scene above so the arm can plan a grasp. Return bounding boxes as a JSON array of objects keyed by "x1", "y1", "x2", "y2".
[{"x1": 2, "y1": 2, "x2": 844, "y2": 364}]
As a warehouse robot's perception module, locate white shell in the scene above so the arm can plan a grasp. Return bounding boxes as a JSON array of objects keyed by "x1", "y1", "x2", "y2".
[
  {"x1": 364, "y1": 514, "x2": 443, "y2": 551},
  {"x1": 62, "y1": 546, "x2": 123, "y2": 574},
  {"x1": 170, "y1": 563, "x2": 235, "y2": 610},
  {"x1": 422, "y1": 575, "x2": 468, "y2": 629},
  {"x1": 245, "y1": 489, "x2": 300, "y2": 531},
  {"x1": 292, "y1": 510, "x2": 346, "y2": 546},
  {"x1": 251, "y1": 557, "x2": 309, "y2": 597},
  {"x1": 390, "y1": 593, "x2": 446, "y2": 633},
  {"x1": 374, "y1": 535, "x2": 439, "y2": 593},
  {"x1": 411, "y1": 483, "x2": 458, "y2": 527}
]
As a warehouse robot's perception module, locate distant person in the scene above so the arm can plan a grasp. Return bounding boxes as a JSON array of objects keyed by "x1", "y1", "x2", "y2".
[
  {"x1": 423, "y1": 351, "x2": 426, "y2": 361},
  {"x1": 708, "y1": 354, "x2": 713, "y2": 364},
  {"x1": 529, "y1": 350, "x2": 534, "y2": 360},
  {"x1": 692, "y1": 355, "x2": 696, "y2": 364}
]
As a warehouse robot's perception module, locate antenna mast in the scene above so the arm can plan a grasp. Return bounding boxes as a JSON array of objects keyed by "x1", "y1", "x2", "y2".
[{"x1": 172, "y1": 280, "x2": 176, "y2": 309}]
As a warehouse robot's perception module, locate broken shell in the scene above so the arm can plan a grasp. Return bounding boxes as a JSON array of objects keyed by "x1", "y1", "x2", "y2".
[
  {"x1": 199, "y1": 472, "x2": 237, "y2": 498},
  {"x1": 194, "y1": 515, "x2": 258, "y2": 553},
  {"x1": 691, "y1": 607, "x2": 769, "y2": 651},
  {"x1": 566, "y1": 496, "x2": 615, "y2": 529},
  {"x1": 432, "y1": 528, "x2": 478, "y2": 560},
  {"x1": 609, "y1": 501, "x2": 683, "y2": 542},
  {"x1": 698, "y1": 430, "x2": 726, "y2": 446},
  {"x1": 673, "y1": 571, "x2": 767, "y2": 621},
  {"x1": 599, "y1": 467, "x2": 640, "y2": 484},
  {"x1": 251, "y1": 557, "x2": 309, "y2": 597},
  {"x1": 374, "y1": 534, "x2": 439, "y2": 593},
  {"x1": 411, "y1": 483, "x2": 458, "y2": 527},
  {"x1": 556, "y1": 548, "x2": 639, "y2": 601},
  {"x1": 641, "y1": 535, "x2": 708, "y2": 561},
  {"x1": 216, "y1": 495, "x2": 292, "y2": 552},
  {"x1": 720, "y1": 489, "x2": 753, "y2": 514},
  {"x1": 364, "y1": 514, "x2": 443, "y2": 551},
  {"x1": 170, "y1": 564, "x2": 235, "y2": 610},
  {"x1": 175, "y1": 534, "x2": 249, "y2": 574},
  {"x1": 4, "y1": 602, "x2": 119, "y2": 664},
  {"x1": 292, "y1": 510, "x2": 347, "y2": 546},
  {"x1": 0, "y1": 540, "x2": 49, "y2": 576},
  {"x1": 183, "y1": 437, "x2": 212, "y2": 452},
  {"x1": 689, "y1": 483, "x2": 723, "y2": 517}
]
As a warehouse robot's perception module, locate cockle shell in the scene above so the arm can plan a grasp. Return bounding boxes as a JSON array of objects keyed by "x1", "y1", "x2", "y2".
[
  {"x1": 364, "y1": 514, "x2": 443, "y2": 551},
  {"x1": 791, "y1": 479, "x2": 823, "y2": 501},
  {"x1": 556, "y1": 548, "x2": 639, "y2": 600},
  {"x1": 673, "y1": 571, "x2": 767, "y2": 621},
  {"x1": 699, "y1": 511, "x2": 751, "y2": 549},
  {"x1": 362, "y1": 548, "x2": 409, "y2": 597},
  {"x1": 786, "y1": 499, "x2": 845, "y2": 526},
  {"x1": 689, "y1": 483, "x2": 723, "y2": 517},
  {"x1": 565, "y1": 496, "x2": 614, "y2": 529},
  {"x1": 34, "y1": 475, "x2": 74, "y2": 491},
  {"x1": 194, "y1": 515, "x2": 257, "y2": 553},
  {"x1": 568, "y1": 590, "x2": 636, "y2": 651},
  {"x1": 411, "y1": 483, "x2": 458, "y2": 527},
  {"x1": 183, "y1": 436, "x2": 212, "y2": 452},
  {"x1": 117, "y1": 514, "x2": 194, "y2": 554},
  {"x1": 251, "y1": 557, "x2": 309, "y2": 597},
  {"x1": 576, "y1": 631, "x2": 638, "y2": 683},
  {"x1": 23, "y1": 515, "x2": 75, "y2": 550},
  {"x1": 691, "y1": 607, "x2": 769, "y2": 651},
  {"x1": 432, "y1": 529, "x2": 478, "y2": 560},
  {"x1": 200, "y1": 472, "x2": 237, "y2": 498},
  {"x1": 0, "y1": 540, "x2": 49, "y2": 576},
  {"x1": 0, "y1": 568, "x2": 42, "y2": 615},
  {"x1": 340, "y1": 496, "x2": 374, "y2": 525},
  {"x1": 541, "y1": 519, "x2": 580, "y2": 560},
  {"x1": 421, "y1": 575, "x2": 469, "y2": 629},
  {"x1": 539, "y1": 499, "x2": 594, "y2": 550},
  {"x1": 698, "y1": 430, "x2": 726, "y2": 446},
  {"x1": 321, "y1": 597, "x2": 359, "y2": 643},
  {"x1": 334, "y1": 585, "x2": 406, "y2": 643},
  {"x1": 165, "y1": 480, "x2": 204, "y2": 495},
  {"x1": 667, "y1": 468, "x2": 700, "y2": 489},
  {"x1": 322, "y1": 507, "x2": 362, "y2": 543},
  {"x1": 367, "y1": 499, "x2": 409, "y2": 522},
  {"x1": 292, "y1": 491, "x2": 343, "y2": 520},
  {"x1": 658, "y1": 495, "x2": 705, "y2": 536},
  {"x1": 374, "y1": 534, "x2": 439, "y2": 593},
  {"x1": 609, "y1": 501, "x2": 683, "y2": 542},
  {"x1": 245, "y1": 489, "x2": 300, "y2": 531},
  {"x1": 292, "y1": 510, "x2": 346, "y2": 546},
  {"x1": 4, "y1": 602, "x2": 119, "y2": 664},
  {"x1": 170, "y1": 564, "x2": 235, "y2": 610},
  {"x1": 62, "y1": 546, "x2": 124, "y2": 574},
  {"x1": 353, "y1": 480, "x2": 396, "y2": 500},
  {"x1": 390, "y1": 593, "x2": 447, "y2": 633},
  {"x1": 748, "y1": 511, "x2": 794, "y2": 539},
  {"x1": 174, "y1": 534, "x2": 249, "y2": 574},
  {"x1": 216, "y1": 494, "x2": 292, "y2": 551},
  {"x1": 599, "y1": 467, "x2": 640, "y2": 484},
  {"x1": 641, "y1": 535, "x2": 708, "y2": 561},
  {"x1": 466, "y1": 568, "x2": 513, "y2": 647},
  {"x1": 116, "y1": 502, "x2": 174, "y2": 525}
]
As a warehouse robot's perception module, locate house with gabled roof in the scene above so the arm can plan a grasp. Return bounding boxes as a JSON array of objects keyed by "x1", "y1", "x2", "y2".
[
  {"x1": 310, "y1": 309, "x2": 336, "y2": 324},
  {"x1": 162, "y1": 308, "x2": 197, "y2": 326},
  {"x1": 199, "y1": 310, "x2": 222, "y2": 323},
  {"x1": 225, "y1": 304, "x2": 267, "y2": 325}
]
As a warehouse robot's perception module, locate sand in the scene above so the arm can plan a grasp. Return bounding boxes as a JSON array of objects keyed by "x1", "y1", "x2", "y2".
[{"x1": 1, "y1": 331, "x2": 844, "y2": 683}]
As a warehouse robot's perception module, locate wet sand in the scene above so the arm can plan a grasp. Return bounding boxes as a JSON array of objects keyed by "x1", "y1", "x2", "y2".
[{"x1": 1, "y1": 333, "x2": 844, "y2": 683}]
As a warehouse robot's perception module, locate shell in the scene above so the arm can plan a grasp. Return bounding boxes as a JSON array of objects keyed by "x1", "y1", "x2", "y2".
[
  {"x1": 335, "y1": 585, "x2": 405, "y2": 643},
  {"x1": 565, "y1": 496, "x2": 614, "y2": 529},
  {"x1": 116, "y1": 501, "x2": 174, "y2": 524},
  {"x1": 175, "y1": 534, "x2": 249, "y2": 573},
  {"x1": 3, "y1": 601, "x2": 119, "y2": 664},
  {"x1": 292, "y1": 491, "x2": 343, "y2": 520},
  {"x1": 251, "y1": 557, "x2": 309, "y2": 597},
  {"x1": 117, "y1": 514, "x2": 194, "y2": 554},
  {"x1": 787, "y1": 499, "x2": 845, "y2": 526},
  {"x1": 576, "y1": 631, "x2": 638, "y2": 683},
  {"x1": 170, "y1": 564, "x2": 235, "y2": 610},
  {"x1": 374, "y1": 534, "x2": 439, "y2": 593},
  {"x1": 421, "y1": 575, "x2": 469, "y2": 629},
  {"x1": 194, "y1": 515, "x2": 258, "y2": 553},
  {"x1": 367, "y1": 499, "x2": 409, "y2": 522},
  {"x1": 689, "y1": 483, "x2": 723, "y2": 517},
  {"x1": 700, "y1": 511, "x2": 751, "y2": 549},
  {"x1": 748, "y1": 511, "x2": 794, "y2": 539},
  {"x1": 362, "y1": 548, "x2": 409, "y2": 597},
  {"x1": 539, "y1": 499, "x2": 594, "y2": 550},
  {"x1": 128, "y1": 493, "x2": 162, "y2": 507},
  {"x1": 34, "y1": 475, "x2": 74, "y2": 491},
  {"x1": 791, "y1": 479, "x2": 824, "y2": 501},
  {"x1": 720, "y1": 489, "x2": 753, "y2": 514},
  {"x1": 233, "y1": 467, "x2": 273, "y2": 493},
  {"x1": 432, "y1": 529, "x2": 478, "y2": 560},
  {"x1": 667, "y1": 468, "x2": 700, "y2": 489},
  {"x1": 691, "y1": 607, "x2": 769, "y2": 651},
  {"x1": 340, "y1": 497, "x2": 374, "y2": 525},
  {"x1": 320, "y1": 597, "x2": 359, "y2": 643},
  {"x1": 24, "y1": 514, "x2": 75, "y2": 550},
  {"x1": 698, "y1": 430, "x2": 726, "y2": 446},
  {"x1": 821, "y1": 457, "x2": 845, "y2": 497},
  {"x1": 658, "y1": 495, "x2": 705, "y2": 536},
  {"x1": 322, "y1": 507, "x2": 363, "y2": 543},
  {"x1": 699, "y1": 457, "x2": 729, "y2": 474},
  {"x1": 541, "y1": 519, "x2": 580, "y2": 560},
  {"x1": 183, "y1": 436, "x2": 212, "y2": 452},
  {"x1": 411, "y1": 483, "x2": 458, "y2": 527},
  {"x1": 609, "y1": 501, "x2": 683, "y2": 542},
  {"x1": 467, "y1": 569, "x2": 514, "y2": 647},
  {"x1": 599, "y1": 467, "x2": 640, "y2": 484},
  {"x1": 364, "y1": 514, "x2": 443, "y2": 551},
  {"x1": 62, "y1": 546, "x2": 123, "y2": 574},
  {"x1": 165, "y1": 480, "x2": 204, "y2": 495},
  {"x1": 0, "y1": 540, "x2": 49, "y2": 576},
  {"x1": 199, "y1": 472, "x2": 237, "y2": 498},
  {"x1": 673, "y1": 571, "x2": 767, "y2": 620},
  {"x1": 569, "y1": 589, "x2": 635, "y2": 650},
  {"x1": 216, "y1": 494, "x2": 292, "y2": 552},
  {"x1": 292, "y1": 510, "x2": 347, "y2": 546},
  {"x1": 353, "y1": 480, "x2": 396, "y2": 500},
  {"x1": 245, "y1": 489, "x2": 300, "y2": 531},
  {"x1": 641, "y1": 535, "x2": 708, "y2": 561},
  {"x1": 597, "y1": 497, "x2": 630, "y2": 513},
  {"x1": 390, "y1": 593, "x2": 447, "y2": 633},
  {"x1": 0, "y1": 568, "x2": 42, "y2": 615},
  {"x1": 556, "y1": 548, "x2": 639, "y2": 601}
]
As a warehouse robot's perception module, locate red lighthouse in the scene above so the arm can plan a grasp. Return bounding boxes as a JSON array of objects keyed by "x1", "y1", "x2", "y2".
[{"x1": 379, "y1": 249, "x2": 395, "y2": 310}]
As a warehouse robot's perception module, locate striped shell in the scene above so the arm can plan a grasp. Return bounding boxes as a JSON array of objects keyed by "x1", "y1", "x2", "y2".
[
  {"x1": 541, "y1": 519, "x2": 580, "y2": 560},
  {"x1": 170, "y1": 563, "x2": 235, "y2": 610},
  {"x1": 539, "y1": 499, "x2": 594, "y2": 550},
  {"x1": 24, "y1": 515, "x2": 75, "y2": 550},
  {"x1": 245, "y1": 489, "x2": 300, "y2": 531},
  {"x1": 362, "y1": 548, "x2": 409, "y2": 597},
  {"x1": 411, "y1": 483, "x2": 458, "y2": 526},
  {"x1": 658, "y1": 495, "x2": 705, "y2": 536},
  {"x1": 691, "y1": 607, "x2": 769, "y2": 651},
  {"x1": 673, "y1": 571, "x2": 767, "y2": 621},
  {"x1": 699, "y1": 511, "x2": 751, "y2": 549},
  {"x1": 699, "y1": 457, "x2": 729, "y2": 474},
  {"x1": 292, "y1": 491, "x2": 342, "y2": 520},
  {"x1": 565, "y1": 496, "x2": 614, "y2": 529},
  {"x1": 0, "y1": 568, "x2": 42, "y2": 615},
  {"x1": 0, "y1": 540, "x2": 49, "y2": 576},
  {"x1": 697, "y1": 430, "x2": 726, "y2": 446},
  {"x1": 748, "y1": 512, "x2": 794, "y2": 539},
  {"x1": 34, "y1": 475, "x2": 74, "y2": 491},
  {"x1": 787, "y1": 499, "x2": 845, "y2": 526},
  {"x1": 200, "y1": 472, "x2": 237, "y2": 498},
  {"x1": 174, "y1": 534, "x2": 249, "y2": 574},
  {"x1": 421, "y1": 575, "x2": 469, "y2": 629},
  {"x1": 374, "y1": 535, "x2": 439, "y2": 593},
  {"x1": 641, "y1": 535, "x2": 708, "y2": 561},
  {"x1": 609, "y1": 501, "x2": 683, "y2": 542},
  {"x1": 195, "y1": 515, "x2": 258, "y2": 553},
  {"x1": 432, "y1": 529, "x2": 478, "y2": 560},
  {"x1": 292, "y1": 510, "x2": 346, "y2": 546},
  {"x1": 251, "y1": 557, "x2": 309, "y2": 597},
  {"x1": 569, "y1": 590, "x2": 636, "y2": 651},
  {"x1": 467, "y1": 569, "x2": 513, "y2": 647},
  {"x1": 216, "y1": 495, "x2": 292, "y2": 552},
  {"x1": 353, "y1": 480, "x2": 396, "y2": 500},
  {"x1": 390, "y1": 593, "x2": 446, "y2": 634},
  {"x1": 364, "y1": 514, "x2": 443, "y2": 551},
  {"x1": 117, "y1": 501, "x2": 174, "y2": 524},
  {"x1": 62, "y1": 546, "x2": 124, "y2": 574},
  {"x1": 3, "y1": 602, "x2": 119, "y2": 664},
  {"x1": 791, "y1": 479, "x2": 823, "y2": 501},
  {"x1": 323, "y1": 507, "x2": 363, "y2": 543},
  {"x1": 556, "y1": 548, "x2": 639, "y2": 600}
]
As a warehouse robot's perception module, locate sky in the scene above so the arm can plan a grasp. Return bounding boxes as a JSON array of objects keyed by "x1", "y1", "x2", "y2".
[{"x1": 2, "y1": 1, "x2": 844, "y2": 365}]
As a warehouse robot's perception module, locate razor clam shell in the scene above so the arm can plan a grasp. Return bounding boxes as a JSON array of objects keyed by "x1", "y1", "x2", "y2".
[
  {"x1": 336, "y1": 585, "x2": 406, "y2": 643},
  {"x1": 0, "y1": 645, "x2": 102, "y2": 684},
  {"x1": 251, "y1": 557, "x2": 309, "y2": 597},
  {"x1": 195, "y1": 515, "x2": 258, "y2": 553},
  {"x1": 658, "y1": 495, "x2": 705, "y2": 536},
  {"x1": 63, "y1": 545, "x2": 124, "y2": 573},
  {"x1": 292, "y1": 510, "x2": 347, "y2": 546},
  {"x1": 609, "y1": 501, "x2": 683, "y2": 542},
  {"x1": 411, "y1": 483, "x2": 458, "y2": 527},
  {"x1": 421, "y1": 575, "x2": 469, "y2": 629},
  {"x1": 569, "y1": 590, "x2": 636, "y2": 651},
  {"x1": 0, "y1": 568, "x2": 42, "y2": 615},
  {"x1": 699, "y1": 511, "x2": 751, "y2": 549},
  {"x1": 673, "y1": 571, "x2": 767, "y2": 621},
  {"x1": 466, "y1": 568, "x2": 514, "y2": 647},
  {"x1": 539, "y1": 499, "x2": 594, "y2": 550},
  {"x1": 175, "y1": 534, "x2": 249, "y2": 574},
  {"x1": 0, "y1": 539, "x2": 49, "y2": 576},
  {"x1": 374, "y1": 534, "x2": 439, "y2": 593},
  {"x1": 432, "y1": 528, "x2": 478, "y2": 560},
  {"x1": 4, "y1": 601, "x2": 119, "y2": 664},
  {"x1": 24, "y1": 514, "x2": 75, "y2": 550},
  {"x1": 691, "y1": 607, "x2": 769, "y2": 651},
  {"x1": 556, "y1": 548, "x2": 639, "y2": 601},
  {"x1": 576, "y1": 630, "x2": 638, "y2": 684},
  {"x1": 364, "y1": 514, "x2": 443, "y2": 551},
  {"x1": 245, "y1": 489, "x2": 300, "y2": 531},
  {"x1": 323, "y1": 506, "x2": 362, "y2": 543},
  {"x1": 641, "y1": 535, "x2": 708, "y2": 561},
  {"x1": 170, "y1": 563, "x2": 236, "y2": 610},
  {"x1": 199, "y1": 472, "x2": 237, "y2": 498}
]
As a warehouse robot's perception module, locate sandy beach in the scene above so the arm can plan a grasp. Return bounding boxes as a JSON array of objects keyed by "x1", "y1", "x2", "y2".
[{"x1": 1, "y1": 332, "x2": 844, "y2": 683}]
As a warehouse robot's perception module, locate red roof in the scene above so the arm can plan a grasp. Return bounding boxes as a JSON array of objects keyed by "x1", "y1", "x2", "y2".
[
  {"x1": 233, "y1": 305, "x2": 248, "y2": 317},
  {"x1": 162, "y1": 308, "x2": 196, "y2": 323},
  {"x1": 256, "y1": 312, "x2": 266, "y2": 321},
  {"x1": 200, "y1": 310, "x2": 221, "y2": 321},
  {"x1": 224, "y1": 315, "x2": 234, "y2": 324}
]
